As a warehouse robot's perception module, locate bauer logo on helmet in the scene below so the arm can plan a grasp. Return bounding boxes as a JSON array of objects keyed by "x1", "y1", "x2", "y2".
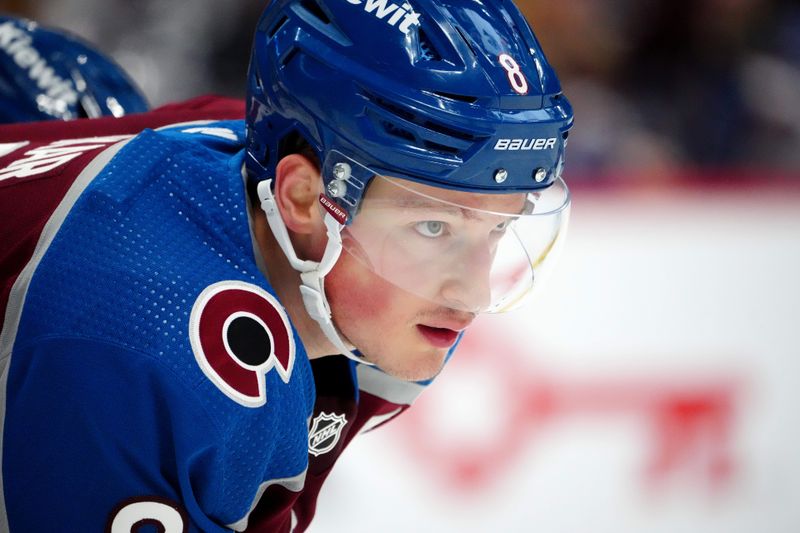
[{"x1": 494, "y1": 138, "x2": 558, "y2": 151}]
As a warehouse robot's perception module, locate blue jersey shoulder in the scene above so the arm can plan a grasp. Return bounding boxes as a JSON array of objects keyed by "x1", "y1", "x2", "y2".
[{"x1": 6, "y1": 120, "x2": 315, "y2": 529}]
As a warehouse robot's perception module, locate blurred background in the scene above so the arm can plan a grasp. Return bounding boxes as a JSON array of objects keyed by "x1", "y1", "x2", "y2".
[
  {"x1": 2, "y1": 0, "x2": 799, "y2": 531},
  {"x1": 5, "y1": 0, "x2": 799, "y2": 177}
]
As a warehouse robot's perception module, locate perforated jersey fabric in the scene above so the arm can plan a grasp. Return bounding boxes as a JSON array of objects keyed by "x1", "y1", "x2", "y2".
[
  {"x1": 0, "y1": 100, "x2": 443, "y2": 532},
  {"x1": 2, "y1": 119, "x2": 315, "y2": 531}
]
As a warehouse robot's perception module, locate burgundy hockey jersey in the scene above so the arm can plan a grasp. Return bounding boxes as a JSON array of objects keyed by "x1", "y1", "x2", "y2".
[{"x1": 0, "y1": 96, "x2": 432, "y2": 532}]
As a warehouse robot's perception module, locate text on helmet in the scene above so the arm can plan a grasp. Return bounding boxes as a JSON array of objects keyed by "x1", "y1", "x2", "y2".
[
  {"x1": 319, "y1": 194, "x2": 348, "y2": 225},
  {"x1": 494, "y1": 138, "x2": 557, "y2": 151},
  {"x1": 0, "y1": 22, "x2": 79, "y2": 112},
  {"x1": 343, "y1": 0, "x2": 421, "y2": 34}
]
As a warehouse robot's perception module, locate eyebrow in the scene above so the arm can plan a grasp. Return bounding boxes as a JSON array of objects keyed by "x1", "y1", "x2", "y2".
[
  {"x1": 374, "y1": 192, "x2": 530, "y2": 219},
  {"x1": 371, "y1": 196, "x2": 483, "y2": 220}
]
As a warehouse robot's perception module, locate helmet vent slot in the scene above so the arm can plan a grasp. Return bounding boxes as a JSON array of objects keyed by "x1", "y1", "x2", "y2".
[
  {"x1": 423, "y1": 140, "x2": 460, "y2": 156},
  {"x1": 369, "y1": 95, "x2": 414, "y2": 123},
  {"x1": 281, "y1": 47, "x2": 300, "y2": 67},
  {"x1": 432, "y1": 91, "x2": 478, "y2": 104},
  {"x1": 418, "y1": 29, "x2": 441, "y2": 61},
  {"x1": 300, "y1": 0, "x2": 331, "y2": 24},
  {"x1": 267, "y1": 15, "x2": 289, "y2": 38},
  {"x1": 422, "y1": 119, "x2": 478, "y2": 142},
  {"x1": 381, "y1": 121, "x2": 416, "y2": 143},
  {"x1": 366, "y1": 92, "x2": 479, "y2": 143}
]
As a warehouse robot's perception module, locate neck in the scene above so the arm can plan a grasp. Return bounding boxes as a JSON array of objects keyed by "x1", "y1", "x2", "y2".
[{"x1": 251, "y1": 204, "x2": 340, "y2": 359}]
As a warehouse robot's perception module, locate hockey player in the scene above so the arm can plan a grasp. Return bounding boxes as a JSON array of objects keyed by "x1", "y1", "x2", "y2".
[
  {"x1": 0, "y1": 0, "x2": 572, "y2": 531},
  {"x1": 0, "y1": 14, "x2": 148, "y2": 123}
]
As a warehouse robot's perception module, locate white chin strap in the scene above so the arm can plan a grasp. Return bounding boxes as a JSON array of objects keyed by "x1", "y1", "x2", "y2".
[{"x1": 257, "y1": 180, "x2": 368, "y2": 364}]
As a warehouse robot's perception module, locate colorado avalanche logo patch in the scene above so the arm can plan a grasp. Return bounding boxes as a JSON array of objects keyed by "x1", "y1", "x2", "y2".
[{"x1": 189, "y1": 281, "x2": 295, "y2": 407}]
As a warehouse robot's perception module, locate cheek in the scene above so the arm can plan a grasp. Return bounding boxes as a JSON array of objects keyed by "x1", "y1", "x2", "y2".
[
  {"x1": 326, "y1": 253, "x2": 449, "y2": 381},
  {"x1": 325, "y1": 254, "x2": 397, "y2": 323}
]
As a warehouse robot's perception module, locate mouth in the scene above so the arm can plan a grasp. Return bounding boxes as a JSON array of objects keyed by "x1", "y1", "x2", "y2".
[{"x1": 416, "y1": 325, "x2": 460, "y2": 349}]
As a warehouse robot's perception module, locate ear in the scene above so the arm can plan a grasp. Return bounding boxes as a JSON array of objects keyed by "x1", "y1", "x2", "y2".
[{"x1": 273, "y1": 153, "x2": 323, "y2": 234}]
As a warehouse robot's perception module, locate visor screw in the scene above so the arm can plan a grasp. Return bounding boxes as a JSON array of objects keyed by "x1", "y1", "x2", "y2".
[
  {"x1": 333, "y1": 162, "x2": 351, "y2": 181},
  {"x1": 534, "y1": 167, "x2": 548, "y2": 183},
  {"x1": 494, "y1": 169, "x2": 508, "y2": 184},
  {"x1": 327, "y1": 179, "x2": 347, "y2": 198}
]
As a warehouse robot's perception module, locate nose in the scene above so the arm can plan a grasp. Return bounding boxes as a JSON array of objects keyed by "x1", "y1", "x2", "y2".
[{"x1": 438, "y1": 242, "x2": 493, "y2": 312}]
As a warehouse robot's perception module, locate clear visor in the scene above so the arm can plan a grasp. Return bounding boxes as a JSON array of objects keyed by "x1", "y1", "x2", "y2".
[{"x1": 321, "y1": 151, "x2": 570, "y2": 314}]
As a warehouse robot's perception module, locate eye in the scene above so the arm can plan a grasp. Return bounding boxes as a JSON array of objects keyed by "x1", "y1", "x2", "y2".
[{"x1": 414, "y1": 221, "x2": 446, "y2": 238}]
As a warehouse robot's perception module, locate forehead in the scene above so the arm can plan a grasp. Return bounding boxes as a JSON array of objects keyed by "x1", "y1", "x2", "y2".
[{"x1": 364, "y1": 175, "x2": 527, "y2": 215}]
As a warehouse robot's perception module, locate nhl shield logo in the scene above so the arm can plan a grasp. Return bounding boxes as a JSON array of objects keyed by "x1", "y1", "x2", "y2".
[{"x1": 308, "y1": 412, "x2": 348, "y2": 457}]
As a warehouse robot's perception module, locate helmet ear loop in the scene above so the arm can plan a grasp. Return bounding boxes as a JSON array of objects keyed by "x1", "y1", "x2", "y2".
[{"x1": 257, "y1": 179, "x2": 372, "y2": 364}]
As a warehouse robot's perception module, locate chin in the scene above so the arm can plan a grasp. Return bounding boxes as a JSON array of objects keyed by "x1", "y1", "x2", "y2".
[{"x1": 368, "y1": 348, "x2": 447, "y2": 383}]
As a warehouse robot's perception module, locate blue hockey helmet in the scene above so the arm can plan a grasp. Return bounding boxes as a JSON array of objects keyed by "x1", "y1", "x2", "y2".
[
  {"x1": 246, "y1": 0, "x2": 572, "y2": 199},
  {"x1": 0, "y1": 15, "x2": 148, "y2": 123},
  {"x1": 246, "y1": 0, "x2": 574, "y2": 359}
]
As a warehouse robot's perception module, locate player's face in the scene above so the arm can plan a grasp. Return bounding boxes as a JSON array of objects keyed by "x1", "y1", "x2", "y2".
[
  {"x1": 323, "y1": 177, "x2": 526, "y2": 381},
  {"x1": 325, "y1": 249, "x2": 472, "y2": 381}
]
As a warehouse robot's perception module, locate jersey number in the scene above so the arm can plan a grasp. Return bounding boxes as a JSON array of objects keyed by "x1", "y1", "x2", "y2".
[{"x1": 499, "y1": 53, "x2": 529, "y2": 95}]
